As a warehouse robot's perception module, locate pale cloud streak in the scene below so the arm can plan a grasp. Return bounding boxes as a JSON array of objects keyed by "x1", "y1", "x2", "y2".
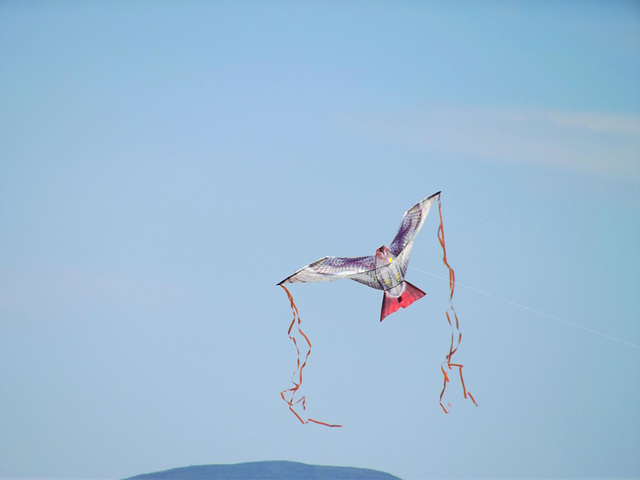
[{"x1": 338, "y1": 106, "x2": 640, "y2": 183}]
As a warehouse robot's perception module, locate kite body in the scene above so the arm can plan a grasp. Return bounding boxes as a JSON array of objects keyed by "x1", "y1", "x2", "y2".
[
  {"x1": 278, "y1": 192, "x2": 439, "y2": 321},
  {"x1": 374, "y1": 245, "x2": 426, "y2": 320}
]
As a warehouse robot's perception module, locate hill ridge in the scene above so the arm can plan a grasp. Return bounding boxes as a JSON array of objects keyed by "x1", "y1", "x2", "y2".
[{"x1": 123, "y1": 460, "x2": 403, "y2": 480}]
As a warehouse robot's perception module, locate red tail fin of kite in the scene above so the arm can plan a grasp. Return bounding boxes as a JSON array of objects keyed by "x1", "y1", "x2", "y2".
[
  {"x1": 380, "y1": 292, "x2": 401, "y2": 321},
  {"x1": 400, "y1": 282, "x2": 426, "y2": 308},
  {"x1": 380, "y1": 282, "x2": 426, "y2": 321},
  {"x1": 279, "y1": 284, "x2": 342, "y2": 428}
]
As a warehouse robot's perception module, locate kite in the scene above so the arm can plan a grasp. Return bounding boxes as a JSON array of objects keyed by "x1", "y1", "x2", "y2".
[{"x1": 277, "y1": 191, "x2": 476, "y2": 426}]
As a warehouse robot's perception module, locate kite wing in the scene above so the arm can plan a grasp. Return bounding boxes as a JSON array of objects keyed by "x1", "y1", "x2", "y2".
[
  {"x1": 389, "y1": 191, "x2": 440, "y2": 275},
  {"x1": 278, "y1": 255, "x2": 382, "y2": 290}
]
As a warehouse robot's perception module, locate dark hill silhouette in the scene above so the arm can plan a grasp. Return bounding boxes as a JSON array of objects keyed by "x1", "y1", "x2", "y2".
[{"x1": 123, "y1": 460, "x2": 402, "y2": 480}]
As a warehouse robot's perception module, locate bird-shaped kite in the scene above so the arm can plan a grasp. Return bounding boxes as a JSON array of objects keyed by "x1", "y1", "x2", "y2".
[
  {"x1": 277, "y1": 191, "x2": 476, "y2": 427},
  {"x1": 278, "y1": 192, "x2": 439, "y2": 321}
]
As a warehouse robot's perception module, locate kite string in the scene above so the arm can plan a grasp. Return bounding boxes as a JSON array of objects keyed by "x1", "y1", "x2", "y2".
[
  {"x1": 409, "y1": 267, "x2": 640, "y2": 351},
  {"x1": 437, "y1": 195, "x2": 477, "y2": 413},
  {"x1": 279, "y1": 284, "x2": 342, "y2": 428}
]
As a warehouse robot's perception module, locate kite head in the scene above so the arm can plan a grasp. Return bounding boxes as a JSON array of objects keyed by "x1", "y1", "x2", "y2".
[{"x1": 376, "y1": 246, "x2": 394, "y2": 266}]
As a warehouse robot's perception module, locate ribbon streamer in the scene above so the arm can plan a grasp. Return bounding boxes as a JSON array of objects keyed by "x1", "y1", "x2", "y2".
[
  {"x1": 279, "y1": 284, "x2": 342, "y2": 427},
  {"x1": 437, "y1": 194, "x2": 477, "y2": 412}
]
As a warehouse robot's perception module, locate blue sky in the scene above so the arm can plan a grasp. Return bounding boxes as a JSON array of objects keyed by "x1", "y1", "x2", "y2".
[{"x1": 1, "y1": 2, "x2": 639, "y2": 479}]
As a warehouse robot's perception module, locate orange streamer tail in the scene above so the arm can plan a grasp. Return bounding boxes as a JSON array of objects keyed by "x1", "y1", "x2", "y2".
[
  {"x1": 279, "y1": 284, "x2": 342, "y2": 427},
  {"x1": 436, "y1": 194, "x2": 478, "y2": 413}
]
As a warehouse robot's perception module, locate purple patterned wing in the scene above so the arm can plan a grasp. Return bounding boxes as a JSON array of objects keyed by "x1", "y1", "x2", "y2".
[
  {"x1": 278, "y1": 255, "x2": 381, "y2": 289},
  {"x1": 389, "y1": 192, "x2": 440, "y2": 273}
]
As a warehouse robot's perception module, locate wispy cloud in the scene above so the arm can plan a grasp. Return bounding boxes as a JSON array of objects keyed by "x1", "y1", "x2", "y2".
[{"x1": 337, "y1": 106, "x2": 640, "y2": 183}]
